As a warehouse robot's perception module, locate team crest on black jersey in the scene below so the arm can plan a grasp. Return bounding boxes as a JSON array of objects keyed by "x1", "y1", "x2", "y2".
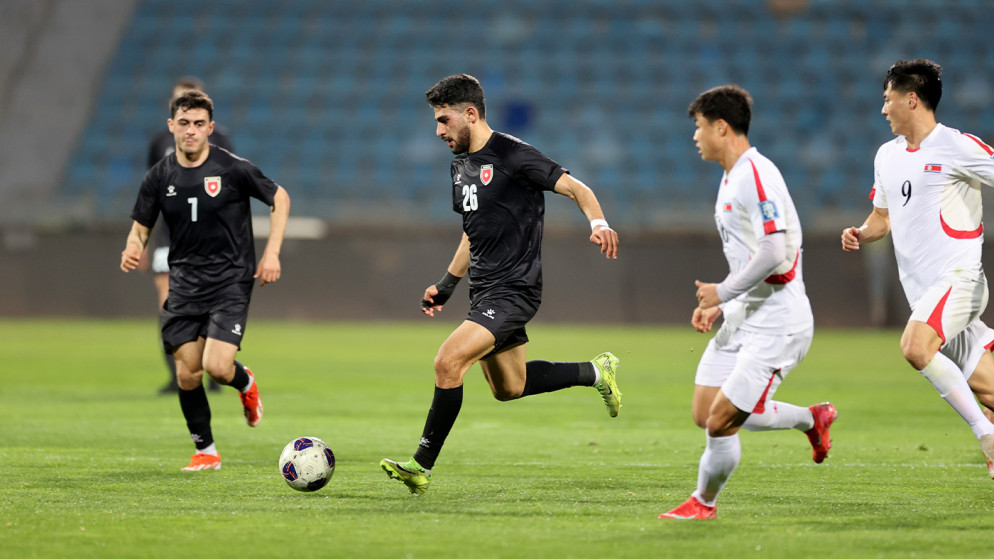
[
  {"x1": 480, "y1": 164, "x2": 493, "y2": 185},
  {"x1": 204, "y1": 176, "x2": 222, "y2": 197}
]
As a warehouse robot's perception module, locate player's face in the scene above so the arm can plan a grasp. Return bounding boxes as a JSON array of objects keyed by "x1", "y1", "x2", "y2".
[
  {"x1": 434, "y1": 104, "x2": 471, "y2": 154},
  {"x1": 692, "y1": 114, "x2": 721, "y2": 162},
  {"x1": 881, "y1": 83, "x2": 912, "y2": 136},
  {"x1": 168, "y1": 107, "x2": 214, "y2": 159}
]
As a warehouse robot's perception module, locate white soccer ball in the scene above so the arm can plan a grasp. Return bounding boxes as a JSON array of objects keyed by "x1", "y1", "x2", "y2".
[{"x1": 279, "y1": 436, "x2": 335, "y2": 492}]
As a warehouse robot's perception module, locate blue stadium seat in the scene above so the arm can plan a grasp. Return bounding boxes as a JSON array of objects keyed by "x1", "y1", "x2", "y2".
[{"x1": 59, "y1": 0, "x2": 994, "y2": 227}]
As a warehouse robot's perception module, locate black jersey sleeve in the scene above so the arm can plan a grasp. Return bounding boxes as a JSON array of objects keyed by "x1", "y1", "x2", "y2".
[
  {"x1": 507, "y1": 141, "x2": 566, "y2": 192},
  {"x1": 233, "y1": 157, "x2": 279, "y2": 206},
  {"x1": 130, "y1": 166, "x2": 161, "y2": 229}
]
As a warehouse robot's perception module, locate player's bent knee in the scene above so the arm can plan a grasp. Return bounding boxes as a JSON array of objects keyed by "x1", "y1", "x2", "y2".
[
  {"x1": 691, "y1": 405, "x2": 709, "y2": 429},
  {"x1": 176, "y1": 370, "x2": 204, "y2": 390},
  {"x1": 433, "y1": 353, "x2": 469, "y2": 386},
  {"x1": 901, "y1": 344, "x2": 932, "y2": 371},
  {"x1": 705, "y1": 412, "x2": 740, "y2": 437},
  {"x1": 491, "y1": 386, "x2": 522, "y2": 402},
  {"x1": 202, "y1": 359, "x2": 234, "y2": 383}
]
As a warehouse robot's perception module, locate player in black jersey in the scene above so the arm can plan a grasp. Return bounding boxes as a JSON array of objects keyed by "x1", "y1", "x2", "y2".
[
  {"x1": 381, "y1": 74, "x2": 621, "y2": 494},
  {"x1": 145, "y1": 77, "x2": 234, "y2": 395},
  {"x1": 121, "y1": 90, "x2": 290, "y2": 472}
]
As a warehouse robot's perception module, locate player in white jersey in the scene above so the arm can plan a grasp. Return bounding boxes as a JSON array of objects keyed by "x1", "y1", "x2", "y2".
[
  {"x1": 842, "y1": 59, "x2": 994, "y2": 478},
  {"x1": 660, "y1": 85, "x2": 837, "y2": 520}
]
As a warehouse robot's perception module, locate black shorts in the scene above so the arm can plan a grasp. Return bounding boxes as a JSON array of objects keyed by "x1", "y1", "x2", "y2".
[
  {"x1": 161, "y1": 283, "x2": 252, "y2": 353},
  {"x1": 467, "y1": 289, "x2": 540, "y2": 357}
]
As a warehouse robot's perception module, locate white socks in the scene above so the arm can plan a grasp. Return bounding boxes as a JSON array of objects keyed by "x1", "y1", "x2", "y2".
[
  {"x1": 742, "y1": 401, "x2": 814, "y2": 432},
  {"x1": 199, "y1": 443, "x2": 218, "y2": 456},
  {"x1": 693, "y1": 433, "x2": 741, "y2": 507},
  {"x1": 920, "y1": 352, "x2": 994, "y2": 440}
]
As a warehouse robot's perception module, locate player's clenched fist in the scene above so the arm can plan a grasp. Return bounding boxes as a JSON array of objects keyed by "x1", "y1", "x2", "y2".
[{"x1": 841, "y1": 226, "x2": 863, "y2": 252}]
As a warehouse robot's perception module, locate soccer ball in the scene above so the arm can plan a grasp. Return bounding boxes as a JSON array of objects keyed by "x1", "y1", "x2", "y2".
[{"x1": 279, "y1": 436, "x2": 335, "y2": 492}]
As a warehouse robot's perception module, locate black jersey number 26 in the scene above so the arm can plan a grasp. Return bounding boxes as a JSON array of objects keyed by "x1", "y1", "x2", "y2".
[{"x1": 462, "y1": 184, "x2": 479, "y2": 212}]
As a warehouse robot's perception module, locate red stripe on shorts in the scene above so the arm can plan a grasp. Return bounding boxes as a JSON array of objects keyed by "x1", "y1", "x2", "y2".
[
  {"x1": 751, "y1": 370, "x2": 779, "y2": 414},
  {"x1": 926, "y1": 287, "x2": 953, "y2": 344}
]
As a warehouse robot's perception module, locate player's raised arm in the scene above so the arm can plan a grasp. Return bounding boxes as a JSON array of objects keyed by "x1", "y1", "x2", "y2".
[
  {"x1": 256, "y1": 186, "x2": 290, "y2": 286},
  {"x1": 421, "y1": 232, "x2": 470, "y2": 317},
  {"x1": 842, "y1": 207, "x2": 890, "y2": 252},
  {"x1": 121, "y1": 221, "x2": 151, "y2": 272},
  {"x1": 552, "y1": 173, "x2": 619, "y2": 259}
]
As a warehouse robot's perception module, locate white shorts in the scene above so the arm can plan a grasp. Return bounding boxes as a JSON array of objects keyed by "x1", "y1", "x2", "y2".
[
  {"x1": 695, "y1": 325, "x2": 813, "y2": 414},
  {"x1": 941, "y1": 319, "x2": 994, "y2": 380},
  {"x1": 909, "y1": 272, "x2": 988, "y2": 345},
  {"x1": 152, "y1": 247, "x2": 169, "y2": 274}
]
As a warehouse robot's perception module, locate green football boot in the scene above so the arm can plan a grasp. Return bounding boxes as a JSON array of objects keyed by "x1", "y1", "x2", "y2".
[
  {"x1": 592, "y1": 352, "x2": 622, "y2": 418},
  {"x1": 380, "y1": 457, "x2": 431, "y2": 495}
]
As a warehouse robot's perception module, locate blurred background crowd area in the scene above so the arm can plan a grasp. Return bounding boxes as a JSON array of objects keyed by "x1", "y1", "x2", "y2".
[
  {"x1": 4, "y1": 0, "x2": 994, "y2": 234},
  {"x1": 2, "y1": 0, "x2": 993, "y2": 325}
]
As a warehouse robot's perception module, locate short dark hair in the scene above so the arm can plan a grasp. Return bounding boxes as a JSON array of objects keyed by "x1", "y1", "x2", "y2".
[
  {"x1": 885, "y1": 58, "x2": 942, "y2": 112},
  {"x1": 171, "y1": 89, "x2": 214, "y2": 121},
  {"x1": 688, "y1": 85, "x2": 752, "y2": 135},
  {"x1": 426, "y1": 74, "x2": 486, "y2": 119}
]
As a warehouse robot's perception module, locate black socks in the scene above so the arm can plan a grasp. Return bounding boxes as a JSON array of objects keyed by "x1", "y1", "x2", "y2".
[
  {"x1": 521, "y1": 360, "x2": 596, "y2": 396},
  {"x1": 413, "y1": 385, "x2": 463, "y2": 471},
  {"x1": 178, "y1": 384, "x2": 213, "y2": 450},
  {"x1": 227, "y1": 360, "x2": 250, "y2": 392}
]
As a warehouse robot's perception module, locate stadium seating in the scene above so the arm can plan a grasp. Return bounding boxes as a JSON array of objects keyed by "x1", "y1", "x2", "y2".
[{"x1": 63, "y1": 0, "x2": 993, "y2": 230}]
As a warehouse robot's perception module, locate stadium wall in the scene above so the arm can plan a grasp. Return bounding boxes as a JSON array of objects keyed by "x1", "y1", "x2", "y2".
[{"x1": 0, "y1": 227, "x2": 915, "y2": 328}]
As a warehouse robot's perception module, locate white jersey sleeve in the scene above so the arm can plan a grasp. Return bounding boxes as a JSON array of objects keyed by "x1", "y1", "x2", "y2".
[
  {"x1": 872, "y1": 145, "x2": 890, "y2": 209},
  {"x1": 714, "y1": 147, "x2": 812, "y2": 333},
  {"x1": 870, "y1": 124, "x2": 987, "y2": 304},
  {"x1": 953, "y1": 133, "x2": 994, "y2": 187}
]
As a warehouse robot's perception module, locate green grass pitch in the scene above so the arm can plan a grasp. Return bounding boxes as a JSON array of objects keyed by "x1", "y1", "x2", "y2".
[{"x1": 1, "y1": 318, "x2": 992, "y2": 558}]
